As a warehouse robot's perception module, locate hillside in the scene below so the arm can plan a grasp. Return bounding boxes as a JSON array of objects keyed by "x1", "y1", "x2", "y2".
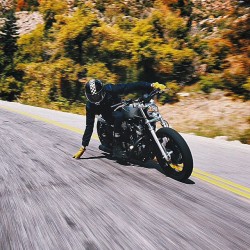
[
  {"x1": 159, "y1": 90, "x2": 250, "y2": 144},
  {"x1": 0, "y1": 0, "x2": 249, "y2": 143}
]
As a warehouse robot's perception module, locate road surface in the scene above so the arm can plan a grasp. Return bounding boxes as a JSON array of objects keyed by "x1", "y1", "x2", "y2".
[{"x1": 0, "y1": 100, "x2": 250, "y2": 250}]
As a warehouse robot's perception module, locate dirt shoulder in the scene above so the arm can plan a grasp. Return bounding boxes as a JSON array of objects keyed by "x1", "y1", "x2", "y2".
[{"x1": 159, "y1": 91, "x2": 250, "y2": 144}]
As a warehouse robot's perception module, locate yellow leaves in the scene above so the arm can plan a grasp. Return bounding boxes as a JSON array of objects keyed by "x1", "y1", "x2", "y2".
[
  {"x1": 83, "y1": 1, "x2": 95, "y2": 9},
  {"x1": 93, "y1": 24, "x2": 129, "y2": 52},
  {"x1": 54, "y1": 7, "x2": 98, "y2": 52},
  {"x1": 132, "y1": 19, "x2": 155, "y2": 36},
  {"x1": 154, "y1": 60, "x2": 173, "y2": 74},
  {"x1": 52, "y1": 15, "x2": 67, "y2": 29},
  {"x1": 45, "y1": 6, "x2": 99, "y2": 62},
  {"x1": 201, "y1": 37, "x2": 233, "y2": 71},
  {"x1": 222, "y1": 55, "x2": 250, "y2": 90},
  {"x1": 130, "y1": 19, "x2": 159, "y2": 62},
  {"x1": 172, "y1": 48, "x2": 194, "y2": 63},
  {"x1": 90, "y1": 23, "x2": 132, "y2": 73},
  {"x1": 158, "y1": 80, "x2": 181, "y2": 103},
  {"x1": 224, "y1": 55, "x2": 249, "y2": 75},
  {"x1": 242, "y1": 77, "x2": 250, "y2": 92},
  {"x1": 39, "y1": 0, "x2": 68, "y2": 17},
  {"x1": 154, "y1": 0, "x2": 172, "y2": 13},
  {"x1": 167, "y1": 81, "x2": 181, "y2": 92},
  {"x1": 116, "y1": 59, "x2": 132, "y2": 68},
  {"x1": 86, "y1": 63, "x2": 119, "y2": 83},
  {"x1": 164, "y1": 13, "x2": 187, "y2": 38},
  {"x1": 156, "y1": 0, "x2": 178, "y2": 7},
  {"x1": 17, "y1": 24, "x2": 45, "y2": 62},
  {"x1": 20, "y1": 59, "x2": 84, "y2": 104},
  {"x1": 49, "y1": 58, "x2": 82, "y2": 80},
  {"x1": 152, "y1": 44, "x2": 194, "y2": 75},
  {"x1": 105, "y1": 3, "x2": 123, "y2": 20},
  {"x1": 207, "y1": 38, "x2": 233, "y2": 56},
  {"x1": 0, "y1": 77, "x2": 20, "y2": 96}
]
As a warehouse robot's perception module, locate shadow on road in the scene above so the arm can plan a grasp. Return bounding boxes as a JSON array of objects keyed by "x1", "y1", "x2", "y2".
[
  {"x1": 79, "y1": 156, "x2": 107, "y2": 160},
  {"x1": 182, "y1": 179, "x2": 195, "y2": 184},
  {"x1": 78, "y1": 151, "x2": 195, "y2": 184},
  {"x1": 136, "y1": 159, "x2": 195, "y2": 185},
  {"x1": 90, "y1": 153, "x2": 196, "y2": 185}
]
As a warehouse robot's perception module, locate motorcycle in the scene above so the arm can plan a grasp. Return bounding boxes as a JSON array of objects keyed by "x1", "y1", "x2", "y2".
[{"x1": 97, "y1": 89, "x2": 193, "y2": 181}]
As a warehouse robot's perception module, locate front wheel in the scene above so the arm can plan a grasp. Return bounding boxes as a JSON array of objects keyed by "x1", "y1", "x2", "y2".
[{"x1": 155, "y1": 128, "x2": 193, "y2": 181}]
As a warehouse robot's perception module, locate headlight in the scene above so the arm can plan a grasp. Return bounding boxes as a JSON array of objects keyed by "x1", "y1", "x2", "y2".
[{"x1": 147, "y1": 104, "x2": 159, "y2": 118}]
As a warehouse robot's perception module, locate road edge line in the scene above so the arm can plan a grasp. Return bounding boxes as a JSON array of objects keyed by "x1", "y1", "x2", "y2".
[{"x1": 1, "y1": 105, "x2": 249, "y2": 199}]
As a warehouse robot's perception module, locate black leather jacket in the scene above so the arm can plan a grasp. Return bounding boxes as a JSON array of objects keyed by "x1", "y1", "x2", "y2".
[{"x1": 82, "y1": 82, "x2": 153, "y2": 147}]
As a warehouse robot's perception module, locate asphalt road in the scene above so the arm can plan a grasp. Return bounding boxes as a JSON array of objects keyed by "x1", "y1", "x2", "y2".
[{"x1": 0, "y1": 101, "x2": 250, "y2": 250}]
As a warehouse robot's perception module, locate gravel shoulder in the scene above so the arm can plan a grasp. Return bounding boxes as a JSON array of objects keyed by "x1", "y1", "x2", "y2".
[{"x1": 159, "y1": 91, "x2": 250, "y2": 143}]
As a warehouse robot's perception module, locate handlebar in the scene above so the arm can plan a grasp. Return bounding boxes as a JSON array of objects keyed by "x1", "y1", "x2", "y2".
[
  {"x1": 138, "y1": 89, "x2": 162, "y2": 102},
  {"x1": 111, "y1": 89, "x2": 164, "y2": 109},
  {"x1": 111, "y1": 103, "x2": 122, "y2": 109},
  {"x1": 111, "y1": 99, "x2": 132, "y2": 109}
]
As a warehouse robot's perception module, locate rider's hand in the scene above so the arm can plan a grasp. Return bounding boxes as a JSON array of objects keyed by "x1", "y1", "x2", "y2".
[
  {"x1": 73, "y1": 146, "x2": 86, "y2": 159},
  {"x1": 152, "y1": 82, "x2": 166, "y2": 91}
]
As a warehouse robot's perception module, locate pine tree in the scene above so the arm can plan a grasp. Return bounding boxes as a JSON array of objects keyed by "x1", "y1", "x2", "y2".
[
  {"x1": 0, "y1": 10, "x2": 19, "y2": 72},
  {"x1": 0, "y1": 10, "x2": 21, "y2": 101}
]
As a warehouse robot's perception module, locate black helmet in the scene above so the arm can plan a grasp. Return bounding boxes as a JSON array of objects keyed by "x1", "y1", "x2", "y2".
[{"x1": 85, "y1": 79, "x2": 106, "y2": 104}]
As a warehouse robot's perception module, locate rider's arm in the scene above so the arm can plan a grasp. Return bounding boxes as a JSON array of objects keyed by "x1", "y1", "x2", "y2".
[
  {"x1": 107, "y1": 82, "x2": 153, "y2": 95},
  {"x1": 82, "y1": 103, "x2": 95, "y2": 147}
]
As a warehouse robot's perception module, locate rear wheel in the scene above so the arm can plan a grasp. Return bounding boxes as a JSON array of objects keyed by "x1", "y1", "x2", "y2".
[{"x1": 155, "y1": 128, "x2": 193, "y2": 181}]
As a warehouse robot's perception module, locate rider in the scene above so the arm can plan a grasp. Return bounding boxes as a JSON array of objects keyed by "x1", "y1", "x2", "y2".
[{"x1": 73, "y1": 77, "x2": 166, "y2": 159}]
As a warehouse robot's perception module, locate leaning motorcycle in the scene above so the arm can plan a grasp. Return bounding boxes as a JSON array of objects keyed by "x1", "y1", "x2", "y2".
[{"x1": 97, "y1": 89, "x2": 193, "y2": 181}]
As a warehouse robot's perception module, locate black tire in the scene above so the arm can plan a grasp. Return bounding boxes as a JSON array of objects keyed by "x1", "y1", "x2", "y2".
[{"x1": 155, "y1": 128, "x2": 193, "y2": 181}]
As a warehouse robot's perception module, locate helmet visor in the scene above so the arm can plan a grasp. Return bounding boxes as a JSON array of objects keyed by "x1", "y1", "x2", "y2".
[{"x1": 85, "y1": 89, "x2": 106, "y2": 104}]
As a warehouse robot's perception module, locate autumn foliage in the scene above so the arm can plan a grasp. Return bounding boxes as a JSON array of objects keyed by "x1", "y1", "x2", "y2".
[
  {"x1": 16, "y1": 0, "x2": 39, "y2": 11},
  {"x1": 0, "y1": 0, "x2": 249, "y2": 110}
]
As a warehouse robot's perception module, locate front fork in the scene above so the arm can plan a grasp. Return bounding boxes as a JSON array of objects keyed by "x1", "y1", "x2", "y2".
[{"x1": 139, "y1": 108, "x2": 172, "y2": 162}]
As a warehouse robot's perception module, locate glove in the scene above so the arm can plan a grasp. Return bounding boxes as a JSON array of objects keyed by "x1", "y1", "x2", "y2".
[
  {"x1": 152, "y1": 82, "x2": 166, "y2": 91},
  {"x1": 73, "y1": 146, "x2": 86, "y2": 159}
]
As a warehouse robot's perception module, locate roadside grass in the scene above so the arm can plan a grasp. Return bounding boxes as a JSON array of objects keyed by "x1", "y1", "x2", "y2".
[
  {"x1": 238, "y1": 129, "x2": 250, "y2": 144},
  {"x1": 160, "y1": 89, "x2": 250, "y2": 145},
  {"x1": 173, "y1": 118, "x2": 250, "y2": 144},
  {"x1": 19, "y1": 100, "x2": 86, "y2": 115}
]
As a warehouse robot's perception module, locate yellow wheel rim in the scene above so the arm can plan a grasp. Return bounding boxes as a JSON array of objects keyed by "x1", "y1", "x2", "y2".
[{"x1": 170, "y1": 163, "x2": 183, "y2": 172}]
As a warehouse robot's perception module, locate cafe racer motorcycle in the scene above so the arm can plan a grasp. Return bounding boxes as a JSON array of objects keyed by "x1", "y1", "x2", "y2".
[{"x1": 97, "y1": 89, "x2": 193, "y2": 181}]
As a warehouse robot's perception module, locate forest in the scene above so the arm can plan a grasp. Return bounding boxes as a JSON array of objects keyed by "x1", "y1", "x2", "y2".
[{"x1": 0, "y1": 0, "x2": 249, "y2": 113}]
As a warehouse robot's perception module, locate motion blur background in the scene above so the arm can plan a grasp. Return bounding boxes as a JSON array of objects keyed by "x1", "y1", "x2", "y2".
[{"x1": 0, "y1": 0, "x2": 249, "y2": 143}]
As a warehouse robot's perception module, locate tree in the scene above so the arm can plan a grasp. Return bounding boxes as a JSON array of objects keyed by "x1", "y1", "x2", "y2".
[
  {"x1": 0, "y1": 10, "x2": 22, "y2": 101},
  {"x1": 0, "y1": 10, "x2": 19, "y2": 72},
  {"x1": 39, "y1": 0, "x2": 68, "y2": 31},
  {"x1": 16, "y1": 24, "x2": 45, "y2": 63},
  {"x1": 16, "y1": 0, "x2": 39, "y2": 11},
  {"x1": 16, "y1": 0, "x2": 28, "y2": 11},
  {"x1": 54, "y1": 5, "x2": 99, "y2": 64}
]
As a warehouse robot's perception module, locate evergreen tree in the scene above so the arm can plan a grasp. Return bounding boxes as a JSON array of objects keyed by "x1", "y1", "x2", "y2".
[
  {"x1": 0, "y1": 10, "x2": 21, "y2": 101},
  {"x1": 39, "y1": 0, "x2": 68, "y2": 31},
  {"x1": 27, "y1": 0, "x2": 39, "y2": 9},
  {"x1": 0, "y1": 10, "x2": 19, "y2": 73}
]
